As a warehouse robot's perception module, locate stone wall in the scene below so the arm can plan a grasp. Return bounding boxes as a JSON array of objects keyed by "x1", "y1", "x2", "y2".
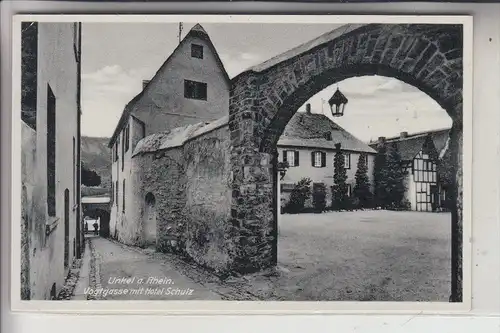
[
  {"x1": 128, "y1": 148, "x2": 186, "y2": 251},
  {"x1": 128, "y1": 125, "x2": 234, "y2": 274},
  {"x1": 183, "y1": 126, "x2": 233, "y2": 273}
]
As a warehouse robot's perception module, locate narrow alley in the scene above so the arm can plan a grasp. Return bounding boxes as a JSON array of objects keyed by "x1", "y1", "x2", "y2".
[{"x1": 77, "y1": 235, "x2": 222, "y2": 300}]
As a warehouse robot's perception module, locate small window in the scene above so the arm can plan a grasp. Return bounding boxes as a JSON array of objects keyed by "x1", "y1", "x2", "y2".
[
  {"x1": 191, "y1": 44, "x2": 204, "y2": 59},
  {"x1": 184, "y1": 80, "x2": 207, "y2": 100},
  {"x1": 283, "y1": 150, "x2": 299, "y2": 167},
  {"x1": 344, "y1": 153, "x2": 351, "y2": 169},
  {"x1": 124, "y1": 122, "x2": 130, "y2": 152},
  {"x1": 312, "y1": 151, "x2": 326, "y2": 168}
]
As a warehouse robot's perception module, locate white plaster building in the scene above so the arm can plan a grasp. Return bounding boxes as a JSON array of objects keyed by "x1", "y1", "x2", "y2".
[
  {"x1": 108, "y1": 24, "x2": 230, "y2": 245},
  {"x1": 21, "y1": 22, "x2": 82, "y2": 300},
  {"x1": 277, "y1": 104, "x2": 377, "y2": 207}
]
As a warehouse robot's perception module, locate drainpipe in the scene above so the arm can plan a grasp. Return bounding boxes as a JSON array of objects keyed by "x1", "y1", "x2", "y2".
[{"x1": 76, "y1": 22, "x2": 82, "y2": 259}]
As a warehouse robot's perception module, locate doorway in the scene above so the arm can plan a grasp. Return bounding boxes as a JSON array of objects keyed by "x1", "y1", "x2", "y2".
[{"x1": 144, "y1": 192, "x2": 157, "y2": 247}]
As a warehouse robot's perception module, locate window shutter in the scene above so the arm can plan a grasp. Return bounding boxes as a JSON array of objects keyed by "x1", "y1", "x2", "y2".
[
  {"x1": 311, "y1": 152, "x2": 315, "y2": 166},
  {"x1": 321, "y1": 152, "x2": 326, "y2": 167},
  {"x1": 283, "y1": 151, "x2": 288, "y2": 163},
  {"x1": 294, "y1": 151, "x2": 299, "y2": 166}
]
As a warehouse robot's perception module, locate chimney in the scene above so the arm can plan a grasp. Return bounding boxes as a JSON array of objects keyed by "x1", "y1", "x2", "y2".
[
  {"x1": 305, "y1": 103, "x2": 311, "y2": 114},
  {"x1": 400, "y1": 131, "x2": 408, "y2": 138},
  {"x1": 334, "y1": 143, "x2": 341, "y2": 151},
  {"x1": 142, "y1": 80, "x2": 150, "y2": 90},
  {"x1": 377, "y1": 136, "x2": 386, "y2": 149}
]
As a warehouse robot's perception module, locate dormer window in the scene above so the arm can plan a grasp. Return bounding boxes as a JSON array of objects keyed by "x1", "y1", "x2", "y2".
[
  {"x1": 191, "y1": 44, "x2": 204, "y2": 59},
  {"x1": 324, "y1": 132, "x2": 332, "y2": 141}
]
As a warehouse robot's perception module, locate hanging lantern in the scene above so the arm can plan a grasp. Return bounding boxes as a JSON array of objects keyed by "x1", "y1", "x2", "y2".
[
  {"x1": 277, "y1": 161, "x2": 289, "y2": 180},
  {"x1": 328, "y1": 87, "x2": 348, "y2": 117}
]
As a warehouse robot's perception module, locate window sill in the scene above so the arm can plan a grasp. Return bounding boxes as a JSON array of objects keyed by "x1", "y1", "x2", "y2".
[{"x1": 45, "y1": 216, "x2": 60, "y2": 236}]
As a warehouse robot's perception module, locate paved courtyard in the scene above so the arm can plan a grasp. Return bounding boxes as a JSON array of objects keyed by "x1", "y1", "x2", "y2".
[
  {"x1": 78, "y1": 210, "x2": 452, "y2": 302},
  {"x1": 272, "y1": 210, "x2": 452, "y2": 301}
]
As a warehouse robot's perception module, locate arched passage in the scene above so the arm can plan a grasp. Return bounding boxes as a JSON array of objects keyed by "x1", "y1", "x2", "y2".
[
  {"x1": 228, "y1": 24, "x2": 463, "y2": 301},
  {"x1": 144, "y1": 192, "x2": 157, "y2": 247}
]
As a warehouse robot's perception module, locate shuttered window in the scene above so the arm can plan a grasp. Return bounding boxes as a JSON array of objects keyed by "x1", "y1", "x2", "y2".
[
  {"x1": 311, "y1": 151, "x2": 326, "y2": 167},
  {"x1": 283, "y1": 150, "x2": 299, "y2": 167},
  {"x1": 344, "y1": 153, "x2": 351, "y2": 169}
]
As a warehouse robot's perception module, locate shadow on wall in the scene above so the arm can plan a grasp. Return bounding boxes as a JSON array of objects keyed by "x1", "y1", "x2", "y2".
[{"x1": 183, "y1": 206, "x2": 235, "y2": 275}]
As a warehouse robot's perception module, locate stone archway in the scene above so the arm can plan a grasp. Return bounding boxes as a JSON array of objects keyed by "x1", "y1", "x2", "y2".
[{"x1": 229, "y1": 24, "x2": 463, "y2": 301}]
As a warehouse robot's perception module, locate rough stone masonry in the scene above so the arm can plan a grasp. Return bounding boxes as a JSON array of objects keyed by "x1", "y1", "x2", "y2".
[{"x1": 228, "y1": 23, "x2": 464, "y2": 301}]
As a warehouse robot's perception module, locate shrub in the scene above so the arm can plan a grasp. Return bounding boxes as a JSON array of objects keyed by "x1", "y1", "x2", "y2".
[
  {"x1": 312, "y1": 183, "x2": 327, "y2": 213},
  {"x1": 284, "y1": 178, "x2": 312, "y2": 214},
  {"x1": 332, "y1": 149, "x2": 349, "y2": 210},
  {"x1": 353, "y1": 152, "x2": 373, "y2": 209}
]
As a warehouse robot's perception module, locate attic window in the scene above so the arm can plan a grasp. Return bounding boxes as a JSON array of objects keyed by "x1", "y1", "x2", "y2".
[
  {"x1": 191, "y1": 44, "x2": 204, "y2": 59},
  {"x1": 184, "y1": 80, "x2": 207, "y2": 101}
]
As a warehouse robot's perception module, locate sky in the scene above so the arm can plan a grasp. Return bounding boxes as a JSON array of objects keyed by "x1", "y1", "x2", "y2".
[{"x1": 81, "y1": 22, "x2": 452, "y2": 142}]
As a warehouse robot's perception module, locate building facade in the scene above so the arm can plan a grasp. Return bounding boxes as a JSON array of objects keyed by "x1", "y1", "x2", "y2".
[
  {"x1": 108, "y1": 24, "x2": 230, "y2": 245},
  {"x1": 277, "y1": 105, "x2": 377, "y2": 207},
  {"x1": 370, "y1": 130, "x2": 449, "y2": 212},
  {"x1": 21, "y1": 22, "x2": 82, "y2": 300}
]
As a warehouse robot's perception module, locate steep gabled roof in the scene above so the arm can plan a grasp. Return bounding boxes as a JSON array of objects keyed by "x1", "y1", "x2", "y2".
[
  {"x1": 370, "y1": 134, "x2": 439, "y2": 161},
  {"x1": 108, "y1": 23, "x2": 230, "y2": 148},
  {"x1": 373, "y1": 128, "x2": 451, "y2": 154},
  {"x1": 277, "y1": 111, "x2": 376, "y2": 154}
]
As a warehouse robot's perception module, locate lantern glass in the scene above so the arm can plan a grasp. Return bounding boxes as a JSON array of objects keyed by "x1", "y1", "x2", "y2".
[{"x1": 328, "y1": 87, "x2": 348, "y2": 117}]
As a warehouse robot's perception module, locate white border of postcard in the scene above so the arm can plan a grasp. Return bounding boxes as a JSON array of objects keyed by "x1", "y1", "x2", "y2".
[{"x1": 10, "y1": 14, "x2": 473, "y2": 315}]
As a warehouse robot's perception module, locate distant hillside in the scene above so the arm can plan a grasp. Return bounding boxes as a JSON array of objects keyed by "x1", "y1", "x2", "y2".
[{"x1": 81, "y1": 136, "x2": 112, "y2": 188}]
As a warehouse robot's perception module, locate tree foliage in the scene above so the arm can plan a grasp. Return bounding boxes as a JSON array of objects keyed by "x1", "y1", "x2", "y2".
[
  {"x1": 373, "y1": 144, "x2": 389, "y2": 208},
  {"x1": 332, "y1": 149, "x2": 349, "y2": 210},
  {"x1": 353, "y1": 152, "x2": 372, "y2": 208},
  {"x1": 81, "y1": 163, "x2": 101, "y2": 187},
  {"x1": 385, "y1": 143, "x2": 408, "y2": 208},
  {"x1": 284, "y1": 178, "x2": 312, "y2": 214}
]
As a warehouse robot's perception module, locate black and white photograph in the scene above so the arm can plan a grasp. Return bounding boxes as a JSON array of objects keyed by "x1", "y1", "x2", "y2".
[{"x1": 14, "y1": 15, "x2": 472, "y2": 310}]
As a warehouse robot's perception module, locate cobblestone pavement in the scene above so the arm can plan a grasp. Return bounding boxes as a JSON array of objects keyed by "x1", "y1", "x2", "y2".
[{"x1": 88, "y1": 236, "x2": 222, "y2": 300}]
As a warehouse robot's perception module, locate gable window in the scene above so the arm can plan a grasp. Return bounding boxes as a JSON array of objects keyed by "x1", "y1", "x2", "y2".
[
  {"x1": 344, "y1": 153, "x2": 351, "y2": 169},
  {"x1": 283, "y1": 150, "x2": 299, "y2": 167},
  {"x1": 191, "y1": 44, "x2": 204, "y2": 59},
  {"x1": 184, "y1": 79, "x2": 207, "y2": 101},
  {"x1": 47, "y1": 85, "x2": 56, "y2": 217},
  {"x1": 311, "y1": 151, "x2": 326, "y2": 168}
]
